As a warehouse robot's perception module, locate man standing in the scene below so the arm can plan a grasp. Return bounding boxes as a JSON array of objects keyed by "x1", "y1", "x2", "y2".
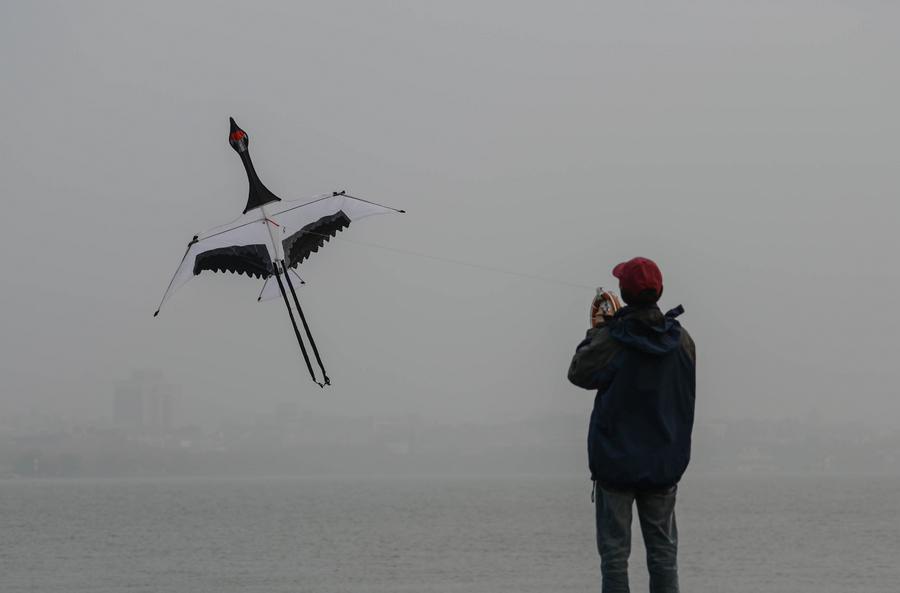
[{"x1": 568, "y1": 257, "x2": 696, "y2": 593}]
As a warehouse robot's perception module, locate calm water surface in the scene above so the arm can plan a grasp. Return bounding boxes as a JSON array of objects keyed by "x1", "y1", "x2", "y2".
[{"x1": 1, "y1": 476, "x2": 898, "y2": 592}]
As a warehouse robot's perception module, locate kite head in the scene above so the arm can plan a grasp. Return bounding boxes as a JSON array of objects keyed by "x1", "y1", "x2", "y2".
[{"x1": 229, "y1": 117, "x2": 249, "y2": 153}]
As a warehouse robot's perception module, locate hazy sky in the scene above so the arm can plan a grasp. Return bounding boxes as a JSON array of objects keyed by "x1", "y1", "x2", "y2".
[{"x1": 1, "y1": 0, "x2": 898, "y2": 427}]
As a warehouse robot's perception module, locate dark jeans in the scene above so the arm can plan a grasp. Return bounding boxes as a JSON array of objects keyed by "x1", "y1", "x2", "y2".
[{"x1": 595, "y1": 484, "x2": 679, "y2": 593}]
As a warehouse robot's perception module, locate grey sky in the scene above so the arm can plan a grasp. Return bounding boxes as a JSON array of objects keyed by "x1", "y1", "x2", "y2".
[{"x1": 1, "y1": 0, "x2": 898, "y2": 427}]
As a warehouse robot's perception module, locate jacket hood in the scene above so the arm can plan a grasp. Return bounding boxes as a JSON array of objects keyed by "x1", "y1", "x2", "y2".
[{"x1": 608, "y1": 304, "x2": 684, "y2": 355}]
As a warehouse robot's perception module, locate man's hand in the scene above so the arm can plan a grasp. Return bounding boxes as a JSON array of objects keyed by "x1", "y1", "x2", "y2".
[{"x1": 590, "y1": 289, "x2": 622, "y2": 328}]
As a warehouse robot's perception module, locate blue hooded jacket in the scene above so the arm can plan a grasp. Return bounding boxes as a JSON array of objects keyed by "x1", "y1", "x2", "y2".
[{"x1": 568, "y1": 304, "x2": 696, "y2": 490}]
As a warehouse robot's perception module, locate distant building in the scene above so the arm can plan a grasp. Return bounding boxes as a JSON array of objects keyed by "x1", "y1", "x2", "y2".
[{"x1": 113, "y1": 370, "x2": 176, "y2": 434}]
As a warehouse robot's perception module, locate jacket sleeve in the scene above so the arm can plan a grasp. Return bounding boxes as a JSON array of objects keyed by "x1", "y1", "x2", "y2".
[
  {"x1": 680, "y1": 327, "x2": 696, "y2": 364},
  {"x1": 567, "y1": 326, "x2": 621, "y2": 390}
]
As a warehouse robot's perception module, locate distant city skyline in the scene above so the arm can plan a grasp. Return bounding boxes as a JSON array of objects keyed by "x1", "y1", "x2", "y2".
[{"x1": 3, "y1": 398, "x2": 897, "y2": 479}]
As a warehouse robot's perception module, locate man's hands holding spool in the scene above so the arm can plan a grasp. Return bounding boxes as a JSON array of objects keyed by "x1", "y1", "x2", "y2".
[{"x1": 590, "y1": 289, "x2": 622, "y2": 328}]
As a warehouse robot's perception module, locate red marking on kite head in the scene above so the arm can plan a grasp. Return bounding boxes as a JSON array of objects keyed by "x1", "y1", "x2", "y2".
[{"x1": 229, "y1": 118, "x2": 249, "y2": 152}]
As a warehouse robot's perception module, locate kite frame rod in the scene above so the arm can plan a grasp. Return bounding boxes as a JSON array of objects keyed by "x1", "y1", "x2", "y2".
[
  {"x1": 274, "y1": 268, "x2": 322, "y2": 387},
  {"x1": 283, "y1": 262, "x2": 330, "y2": 386},
  {"x1": 257, "y1": 269, "x2": 304, "y2": 302},
  {"x1": 153, "y1": 235, "x2": 198, "y2": 317},
  {"x1": 340, "y1": 191, "x2": 406, "y2": 214}
]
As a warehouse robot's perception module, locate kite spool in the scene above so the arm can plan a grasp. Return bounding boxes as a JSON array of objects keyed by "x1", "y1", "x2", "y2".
[{"x1": 590, "y1": 288, "x2": 622, "y2": 327}]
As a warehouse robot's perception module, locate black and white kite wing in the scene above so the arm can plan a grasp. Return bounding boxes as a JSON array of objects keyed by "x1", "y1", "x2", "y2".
[
  {"x1": 272, "y1": 191, "x2": 402, "y2": 268},
  {"x1": 256, "y1": 191, "x2": 404, "y2": 301},
  {"x1": 155, "y1": 191, "x2": 403, "y2": 314},
  {"x1": 154, "y1": 209, "x2": 273, "y2": 316}
]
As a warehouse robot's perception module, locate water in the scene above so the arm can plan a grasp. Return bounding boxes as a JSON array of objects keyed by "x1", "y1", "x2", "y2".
[{"x1": 1, "y1": 476, "x2": 898, "y2": 592}]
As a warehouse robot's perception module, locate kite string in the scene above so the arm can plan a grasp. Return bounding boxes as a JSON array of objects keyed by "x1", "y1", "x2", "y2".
[{"x1": 298, "y1": 229, "x2": 594, "y2": 291}]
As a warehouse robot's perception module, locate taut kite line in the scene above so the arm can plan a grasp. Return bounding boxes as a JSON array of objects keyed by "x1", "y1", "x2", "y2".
[{"x1": 154, "y1": 118, "x2": 405, "y2": 387}]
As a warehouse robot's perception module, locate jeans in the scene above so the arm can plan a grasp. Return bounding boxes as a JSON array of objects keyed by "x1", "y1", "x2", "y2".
[{"x1": 595, "y1": 484, "x2": 679, "y2": 593}]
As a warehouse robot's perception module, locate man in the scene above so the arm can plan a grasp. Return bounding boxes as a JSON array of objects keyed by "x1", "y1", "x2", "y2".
[{"x1": 568, "y1": 257, "x2": 696, "y2": 593}]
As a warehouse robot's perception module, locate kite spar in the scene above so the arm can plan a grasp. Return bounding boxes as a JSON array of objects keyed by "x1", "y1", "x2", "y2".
[{"x1": 154, "y1": 118, "x2": 405, "y2": 387}]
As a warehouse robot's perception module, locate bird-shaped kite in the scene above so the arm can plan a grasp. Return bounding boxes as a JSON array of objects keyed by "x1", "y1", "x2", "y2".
[{"x1": 154, "y1": 118, "x2": 405, "y2": 387}]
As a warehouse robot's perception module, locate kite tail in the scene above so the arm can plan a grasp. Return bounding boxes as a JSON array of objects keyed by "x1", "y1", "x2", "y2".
[
  {"x1": 283, "y1": 263, "x2": 330, "y2": 386},
  {"x1": 273, "y1": 269, "x2": 322, "y2": 387}
]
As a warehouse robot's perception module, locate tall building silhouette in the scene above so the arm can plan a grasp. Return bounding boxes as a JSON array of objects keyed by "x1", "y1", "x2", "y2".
[{"x1": 113, "y1": 370, "x2": 176, "y2": 433}]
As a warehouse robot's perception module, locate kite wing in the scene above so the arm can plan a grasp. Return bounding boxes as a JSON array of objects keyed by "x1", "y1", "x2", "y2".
[
  {"x1": 268, "y1": 191, "x2": 403, "y2": 270},
  {"x1": 154, "y1": 210, "x2": 273, "y2": 316},
  {"x1": 155, "y1": 191, "x2": 403, "y2": 312}
]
